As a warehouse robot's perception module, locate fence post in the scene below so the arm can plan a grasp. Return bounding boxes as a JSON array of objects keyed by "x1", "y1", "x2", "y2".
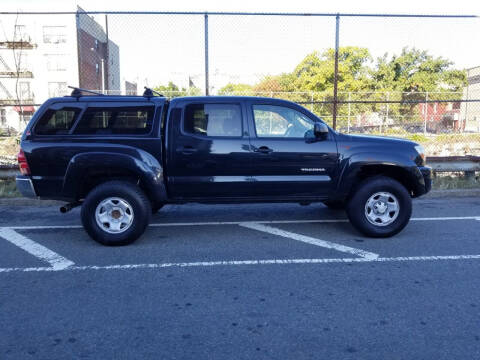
[
  {"x1": 332, "y1": 14, "x2": 340, "y2": 130},
  {"x1": 204, "y1": 13, "x2": 209, "y2": 96},
  {"x1": 385, "y1": 91, "x2": 390, "y2": 133},
  {"x1": 347, "y1": 91, "x2": 351, "y2": 133},
  {"x1": 105, "y1": 14, "x2": 109, "y2": 94},
  {"x1": 424, "y1": 91, "x2": 428, "y2": 134}
]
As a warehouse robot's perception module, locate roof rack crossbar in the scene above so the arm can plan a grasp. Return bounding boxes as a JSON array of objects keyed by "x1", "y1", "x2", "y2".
[
  {"x1": 68, "y1": 86, "x2": 104, "y2": 97},
  {"x1": 143, "y1": 87, "x2": 164, "y2": 97}
]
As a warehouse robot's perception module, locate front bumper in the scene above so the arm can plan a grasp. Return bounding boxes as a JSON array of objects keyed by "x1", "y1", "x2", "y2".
[
  {"x1": 418, "y1": 166, "x2": 432, "y2": 195},
  {"x1": 16, "y1": 176, "x2": 37, "y2": 198}
]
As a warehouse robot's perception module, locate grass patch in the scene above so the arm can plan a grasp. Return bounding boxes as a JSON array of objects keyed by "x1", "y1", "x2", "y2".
[
  {"x1": 0, "y1": 179, "x2": 21, "y2": 197},
  {"x1": 407, "y1": 134, "x2": 430, "y2": 143}
]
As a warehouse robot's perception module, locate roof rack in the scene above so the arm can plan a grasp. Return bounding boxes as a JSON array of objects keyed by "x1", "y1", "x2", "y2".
[
  {"x1": 143, "y1": 87, "x2": 164, "y2": 98},
  {"x1": 68, "y1": 86, "x2": 104, "y2": 97}
]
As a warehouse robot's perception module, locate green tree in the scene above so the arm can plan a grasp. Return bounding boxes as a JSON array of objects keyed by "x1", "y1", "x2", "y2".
[
  {"x1": 217, "y1": 83, "x2": 254, "y2": 95},
  {"x1": 371, "y1": 48, "x2": 467, "y2": 123},
  {"x1": 153, "y1": 81, "x2": 202, "y2": 97}
]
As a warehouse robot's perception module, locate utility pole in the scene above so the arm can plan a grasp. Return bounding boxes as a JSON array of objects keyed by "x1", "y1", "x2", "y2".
[
  {"x1": 204, "y1": 13, "x2": 209, "y2": 96},
  {"x1": 332, "y1": 14, "x2": 340, "y2": 130}
]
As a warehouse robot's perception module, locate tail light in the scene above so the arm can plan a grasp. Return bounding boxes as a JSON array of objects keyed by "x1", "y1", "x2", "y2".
[{"x1": 17, "y1": 149, "x2": 31, "y2": 176}]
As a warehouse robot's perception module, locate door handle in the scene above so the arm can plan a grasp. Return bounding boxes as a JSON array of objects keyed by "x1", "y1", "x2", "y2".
[
  {"x1": 176, "y1": 146, "x2": 198, "y2": 155},
  {"x1": 254, "y1": 146, "x2": 273, "y2": 154}
]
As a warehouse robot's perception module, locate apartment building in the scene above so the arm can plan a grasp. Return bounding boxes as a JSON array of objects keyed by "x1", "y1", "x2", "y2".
[{"x1": 0, "y1": 6, "x2": 120, "y2": 133}]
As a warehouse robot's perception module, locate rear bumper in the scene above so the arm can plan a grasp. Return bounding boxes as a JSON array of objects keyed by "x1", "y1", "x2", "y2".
[{"x1": 15, "y1": 176, "x2": 37, "y2": 198}]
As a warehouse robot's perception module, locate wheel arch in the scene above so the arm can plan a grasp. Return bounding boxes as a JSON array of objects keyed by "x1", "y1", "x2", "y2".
[
  {"x1": 336, "y1": 156, "x2": 426, "y2": 202},
  {"x1": 62, "y1": 151, "x2": 168, "y2": 205}
]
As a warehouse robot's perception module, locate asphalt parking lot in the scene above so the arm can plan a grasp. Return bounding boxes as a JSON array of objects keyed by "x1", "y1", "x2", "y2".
[{"x1": 1, "y1": 196, "x2": 480, "y2": 359}]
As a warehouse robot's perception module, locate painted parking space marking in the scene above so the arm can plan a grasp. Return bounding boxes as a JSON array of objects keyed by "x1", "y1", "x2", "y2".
[
  {"x1": 0, "y1": 228, "x2": 74, "y2": 270},
  {"x1": 240, "y1": 222, "x2": 379, "y2": 259},
  {"x1": 2, "y1": 215, "x2": 479, "y2": 230},
  {"x1": 0, "y1": 214, "x2": 479, "y2": 274},
  {"x1": 1, "y1": 254, "x2": 480, "y2": 273}
]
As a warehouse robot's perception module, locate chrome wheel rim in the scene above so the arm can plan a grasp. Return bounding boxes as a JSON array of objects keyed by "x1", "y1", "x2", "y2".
[
  {"x1": 95, "y1": 197, "x2": 134, "y2": 234},
  {"x1": 364, "y1": 192, "x2": 399, "y2": 227}
]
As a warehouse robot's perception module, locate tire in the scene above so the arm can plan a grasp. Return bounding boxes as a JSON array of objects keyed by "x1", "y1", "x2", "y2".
[
  {"x1": 322, "y1": 200, "x2": 345, "y2": 210},
  {"x1": 81, "y1": 181, "x2": 151, "y2": 246},
  {"x1": 346, "y1": 176, "x2": 412, "y2": 238}
]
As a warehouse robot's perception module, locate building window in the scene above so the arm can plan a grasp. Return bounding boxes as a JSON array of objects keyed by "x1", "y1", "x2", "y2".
[
  {"x1": 48, "y1": 82, "x2": 68, "y2": 97},
  {"x1": 14, "y1": 25, "x2": 28, "y2": 41},
  {"x1": 45, "y1": 54, "x2": 67, "y2": 71},
  {"x1": 21, "y1": 113, "x2": 32, "y2": 124},
  {"x1": 43, "y1": 26, "x2": 67, "y2": 44},
  {"x1": 18, "y1": 53, "x2": 30, "y2": 72},
  {"x1": 18, "y1": 82, "x2": 31, "y2": 101}
]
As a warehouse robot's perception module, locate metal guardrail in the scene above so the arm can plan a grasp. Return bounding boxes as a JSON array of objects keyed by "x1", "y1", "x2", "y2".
[
  {"x1": 427, "y1": 156, "x2": 480, "y2": 178},
  {"x1": 1, "y1": 156, "x2": 479, "y2": 180},
  {"x1": 0, "y1": 167, "x2": 18, "y2": 179}
]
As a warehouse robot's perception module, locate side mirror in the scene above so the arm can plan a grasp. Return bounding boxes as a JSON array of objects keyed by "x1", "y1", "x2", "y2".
[{"x1": 314, "y1": 122, "x2": 329, "y2": 137}]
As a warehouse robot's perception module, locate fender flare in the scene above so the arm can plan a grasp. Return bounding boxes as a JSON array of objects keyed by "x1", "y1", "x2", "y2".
[
  {"x1": 334, "y1": 152, "x2": 425, "y2": 199},
  {"x1": 62, "y1": 150, "x2": 168, "y2": 204}
]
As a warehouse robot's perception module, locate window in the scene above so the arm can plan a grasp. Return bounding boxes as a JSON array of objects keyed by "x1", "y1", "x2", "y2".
[
  {"x1": 18, "y1": 53, "x2": 30, "y2": 72},
  {"x1": 253, "y1": 105, "x2": 314, "y2": 138},
  {"x1": 184, "y1": 104, "x2": 242, "y2": 137},
  {"x1": 43, "y1": 26, "x2": 67, "y2": 44},
  {"x1": 14, "y1": 25, "x2": 28, "y2": 41},
  {"x1": 48, "y1": 82, "x2": 68, "y2": 97},
  {"x1": 35, "y1": 108, "x2": 80, "y2": 135},
  {"x1": 45, "y1": 54, "x2": 67, "y2": 71},
  {"x1": 18, "y1": 82, "x2": 31, "y2": 100},
  {"x1": 21, "y1": 114, "x2": 32, "y2": 124},
  {"x1": 74, "y1": 106, "x2": 154, "y2": 135}
]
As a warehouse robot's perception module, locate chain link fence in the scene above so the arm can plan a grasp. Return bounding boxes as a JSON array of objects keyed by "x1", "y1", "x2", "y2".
[{"x1": 0, "y1": 10, "x2": 479, "y2": 158}]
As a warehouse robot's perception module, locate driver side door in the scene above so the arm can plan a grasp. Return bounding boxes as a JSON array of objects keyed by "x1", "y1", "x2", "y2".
[{"x1": 247, "y1": 101, "x2": 339, "y2": 199}]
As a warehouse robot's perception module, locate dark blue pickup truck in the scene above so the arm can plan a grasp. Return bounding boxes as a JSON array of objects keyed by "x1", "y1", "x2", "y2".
[{"x1": 16, "y1": 89, "x2": 431, "y2": 245}]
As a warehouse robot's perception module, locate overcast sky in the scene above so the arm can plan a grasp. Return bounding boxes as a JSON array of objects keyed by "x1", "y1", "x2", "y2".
[{"x1": 4, "y1": 0, "x2": 480, "y2": 92}]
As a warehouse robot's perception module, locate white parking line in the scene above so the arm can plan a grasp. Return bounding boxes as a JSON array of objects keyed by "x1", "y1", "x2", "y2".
[
  {"x1": 0, "y1": 228, "x2": 74, "y2": 270},
  {"x1": 1, "y1": 254, "x2": 480, "y2": 273},
  {"x1": 240, "y1": 222, "x2": 379, "y2": 259},
  {"x1": 3, "y1": 215, "x2": 479, "y2": 230}
]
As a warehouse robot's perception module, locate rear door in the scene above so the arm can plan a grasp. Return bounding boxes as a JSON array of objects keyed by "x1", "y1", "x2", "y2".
[
  {"x1": 166, "y1": 99, "x2": 253, "y2": 199},
  {"x1": 247, "y1": 100, "x2": 339, "y2": 198}
]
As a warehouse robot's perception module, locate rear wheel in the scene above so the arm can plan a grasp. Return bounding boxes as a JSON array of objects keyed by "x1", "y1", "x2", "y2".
[
  {"x1": 346, "y1": 176, "x2": 411, "y2": 238},
  {"x1": 81, "y1": 181, "x2": 151, "y2": 246}
]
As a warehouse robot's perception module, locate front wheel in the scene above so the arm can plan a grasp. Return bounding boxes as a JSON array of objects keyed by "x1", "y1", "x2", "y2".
[
  {"x1": 346, "y1": 176, "x2": 412, "y2": 238},
  {"x1": 81, "y1": 181, "x2": 151, "y2": 246}
]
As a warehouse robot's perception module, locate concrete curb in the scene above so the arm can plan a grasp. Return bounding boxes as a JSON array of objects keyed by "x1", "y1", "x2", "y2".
[{"x1": 0, "y1": 188, "x2": 479, "y2": 206}]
